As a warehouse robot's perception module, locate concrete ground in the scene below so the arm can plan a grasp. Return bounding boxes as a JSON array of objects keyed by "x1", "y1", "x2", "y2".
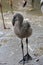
[{"x1": 0, "y1": 11, "x2": 43, "y2": 65}]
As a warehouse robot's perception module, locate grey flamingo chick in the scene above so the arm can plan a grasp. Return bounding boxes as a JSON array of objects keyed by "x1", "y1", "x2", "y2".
[{"x1": 12, "y1": 13, "x2": 32, "y2": 64}]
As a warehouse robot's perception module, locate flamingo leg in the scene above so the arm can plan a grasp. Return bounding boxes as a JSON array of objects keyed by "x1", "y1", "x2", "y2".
[
  {"x1": 21, "y1": 39, "x2": 25, "y2": 64},
  {"x1": 26, "y1": 38, "x2": 28, "y2": 54},
  {"x1": 19, "y1": 38, "x2": 32, "y2": 64},
  {"x1": 24, "y1": 38, "x2": 32, "y2": 61},
  {"x1": 19, "y1": 39, "x2": 25, "y2": 64}
]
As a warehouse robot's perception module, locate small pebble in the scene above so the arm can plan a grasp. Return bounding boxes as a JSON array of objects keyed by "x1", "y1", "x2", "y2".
[{"x1": 36, "y1": 59, "x2": 39, "y2": 62}]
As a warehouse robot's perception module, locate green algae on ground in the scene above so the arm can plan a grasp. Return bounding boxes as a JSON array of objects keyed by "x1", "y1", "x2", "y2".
[
  {"x1": 0, "y1": 44, "x2": 2, "y2": 47},
  {"x1": 34, "y1": 47, "x2": 43, "y2": 57}
]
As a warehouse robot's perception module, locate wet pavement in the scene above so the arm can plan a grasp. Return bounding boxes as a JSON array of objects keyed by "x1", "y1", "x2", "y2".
[{"x1": 0, "y1": 11, "x2": 43, "y2": 65}]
